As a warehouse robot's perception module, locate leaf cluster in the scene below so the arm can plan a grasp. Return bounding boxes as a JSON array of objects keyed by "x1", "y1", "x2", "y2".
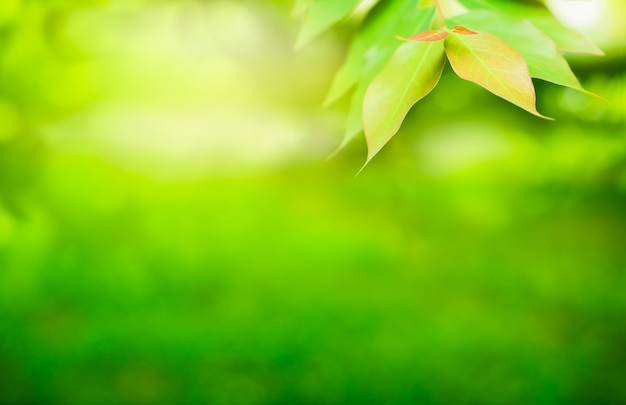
[{"x1": 296, "y1": 0, "x2": 603, "y2": 165}]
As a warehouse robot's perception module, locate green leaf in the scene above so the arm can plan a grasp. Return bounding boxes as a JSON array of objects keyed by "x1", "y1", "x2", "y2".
[
  {"x1": 446, "y1": 11, "x2": 591, "y2": 94},
  {"x1": 363, "y1": 40, "x2": 446, "y2": 163},
  {"x1": 457, "y1": 0, "x2": 603, "y2": 54},
  {"x1": 324, "y1": 0, "x2": 425, "y2": 106},
  {"x1": 292, "y1": 0, "x2": 313, "y2": 17},
  {"x1": 444, "y1": 27, "x2": 550, "y2": 118},
  {"x1": 296, "y1": 0, "x2": 362, "y2": 49},
  {"x1": 337, "y1": 5, "x2": 437, "y2": 149},
  {"x1": 525, "y1": 11, "x2": 604, "y2": 55}
]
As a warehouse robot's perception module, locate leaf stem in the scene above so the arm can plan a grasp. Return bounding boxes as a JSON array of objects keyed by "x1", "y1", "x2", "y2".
[{"x1": 434, "y1": 0, "x2": 446, "y2": 19}]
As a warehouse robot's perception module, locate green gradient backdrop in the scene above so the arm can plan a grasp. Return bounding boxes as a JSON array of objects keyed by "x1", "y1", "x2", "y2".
[{"x1": 1, "y1": 0, "x2": 625, "y2": 403}]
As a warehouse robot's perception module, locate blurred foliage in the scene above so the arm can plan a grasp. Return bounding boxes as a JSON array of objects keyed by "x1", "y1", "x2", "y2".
[{"x1": 1, "y1": 0, "x2": 626, "y2": 404}]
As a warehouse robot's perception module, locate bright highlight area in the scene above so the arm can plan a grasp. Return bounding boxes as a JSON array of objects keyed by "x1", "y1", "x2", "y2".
[
  {"x1": 38, "y1": 1, "x2": 341, "y2": 179},
  {"x1": 547, "y1": 0, "x2": 605, "y2": 29}
]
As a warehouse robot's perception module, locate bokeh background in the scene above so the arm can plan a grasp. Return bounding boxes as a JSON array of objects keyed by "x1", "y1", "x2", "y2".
[{"x1": 1, "y1": 0, "x2": 625, "y2": 403}]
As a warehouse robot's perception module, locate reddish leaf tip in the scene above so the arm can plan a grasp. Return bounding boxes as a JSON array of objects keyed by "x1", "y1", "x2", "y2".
[
  {"x1": 398, "y1": 30, "x2": 449, "y2": 42},
  {"x1": 451, "y1": 26, "x2": 478, "y2": 35}
]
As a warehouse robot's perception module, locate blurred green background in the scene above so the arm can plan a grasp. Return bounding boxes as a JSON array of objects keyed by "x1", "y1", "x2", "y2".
[{"x1": 1, "y1": 0, "x2": 626, "y2": 403}]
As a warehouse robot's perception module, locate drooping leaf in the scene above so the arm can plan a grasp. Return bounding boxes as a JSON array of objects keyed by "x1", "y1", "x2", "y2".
[
  {"x1": 324, "y1": 0, "x2": 425, "y2": 106},
  {"x1": 342, "y1": 82, "x2": 369, "y2": 149},
  {"x1": 399, "y1": 29, "x2": 449, "y2": 42},
  {"x1": 457, "y1": 0, "x2": 603, "y2": 54},
  {"x1": 338, "y1": 5, "x2": 437, "y2": 149},
  {"x1": 447, "y1": 10, "x2": 593, "y2": 95},
  {"x1": 296, "y1": 0, "x2": 362, "y2": 49},
  {"x1": 324, "y1": 42, "x2": 368, "y2": 108},
  {"x1": 444, "y1": 28, "x2": 549, "y2": 118},
  {"x1": 363, "y1": 39, "x2": 446, "y2": 163}
]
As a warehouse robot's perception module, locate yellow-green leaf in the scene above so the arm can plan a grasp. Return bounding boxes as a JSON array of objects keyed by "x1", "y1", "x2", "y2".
[
  {"x1": 363, "y1": 40, "x2": 446, "y2": 163},
  {"x1": 447, "y1": 13, "x2": 574, "y2": 86},
  {"x1": 447, "y1": 11, "x2": 599, "y2": 97},
  {"x1": 336, "y1": 6, "x2": 437, "y2": 151},
  {"x1": 324, "y1": 0, "x2": 429, "y2": 106},
  {"x1": 444, "y1": 29, "x2": 549, "y2": 119},
  {"x1": 292, "y1": 0, "x2": 312, "y2": 17}
]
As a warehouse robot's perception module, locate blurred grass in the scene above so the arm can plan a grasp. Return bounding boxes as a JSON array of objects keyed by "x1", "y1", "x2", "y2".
[
  {"x1": 2, "y1": 148, "x2": 626, "y2": 404},
  {"x1": 1, "y1": 0, "x2": 626, "y2": 404}
]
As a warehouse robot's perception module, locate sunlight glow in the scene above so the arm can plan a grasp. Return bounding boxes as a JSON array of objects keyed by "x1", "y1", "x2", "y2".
[
  {"x1": 547, "y1": 0, "x2": 605, "y2": 29},
  {"x1": 41, "y1": 1, "x2": 338, "y2": 179}
]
